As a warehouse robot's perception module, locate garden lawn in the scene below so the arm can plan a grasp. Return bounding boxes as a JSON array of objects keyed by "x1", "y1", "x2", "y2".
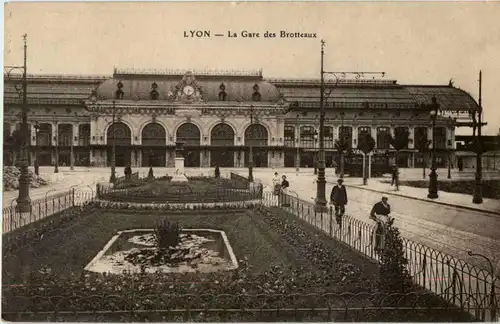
[
  {"x1": 2, "y1": 209, "x2": 294, "y2": 283},
  {"x1": 2, "y1": 206, "x2": 475, "y2": 322}
]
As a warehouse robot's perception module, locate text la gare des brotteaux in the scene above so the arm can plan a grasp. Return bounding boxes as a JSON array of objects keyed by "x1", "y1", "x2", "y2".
[{"x1": 184, "y1": 30, "x2": 317, "y2": 38}]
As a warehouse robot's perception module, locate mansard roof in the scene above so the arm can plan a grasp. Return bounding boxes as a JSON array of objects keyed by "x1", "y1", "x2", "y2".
[
  {"x1": 267, "y1": 78, "x2": 480, "y2": 112},
  {"x1": 3, "y1": 74, "x2": 108, "y2": 105},
  {"x1": 94, "y1": 68, "x2": 280, "y2": 102}
]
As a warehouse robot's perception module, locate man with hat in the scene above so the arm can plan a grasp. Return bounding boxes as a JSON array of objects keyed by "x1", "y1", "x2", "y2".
[
  {"x1": 370, "y1": 196, "x2": 391, "y2": 254},
  {"x1": 330, "y1": 178, "x2": 348, "y2": 227}
]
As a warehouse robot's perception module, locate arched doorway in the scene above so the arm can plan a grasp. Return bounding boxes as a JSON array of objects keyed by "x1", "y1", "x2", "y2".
[
  {"x1": 107, "y1": 122, "x2": 132, "y2": 167},
  {"x1": 176, "y1": 123, "x2": 201, "y2": 167},
  {"x1": 244, "y1": 124, "x2": 268, "y2": 167},
  {"x1": 142, "y1": 123, "x2": 167, "y2": 167},
  {"x1": 210, "y1": 123, "x2": 235, "y2": 167}
]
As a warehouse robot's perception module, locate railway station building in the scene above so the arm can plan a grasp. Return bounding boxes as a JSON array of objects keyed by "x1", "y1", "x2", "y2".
[{"x1": 3, "y1": 68, "x2": 480, "y2": 169}]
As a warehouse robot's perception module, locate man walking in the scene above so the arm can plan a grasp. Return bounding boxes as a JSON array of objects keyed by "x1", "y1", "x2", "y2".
[
  {"x1": 330, "y1": 178, "x2": 348, "y2": 227},
  {"x1": 370, "y1": 196, "x2": 391, "y2": 255}
]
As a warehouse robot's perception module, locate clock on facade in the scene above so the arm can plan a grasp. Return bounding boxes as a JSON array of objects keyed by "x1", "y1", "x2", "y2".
[{"x1": 183, "y1": 85, "x2": 195, "y2": 96}]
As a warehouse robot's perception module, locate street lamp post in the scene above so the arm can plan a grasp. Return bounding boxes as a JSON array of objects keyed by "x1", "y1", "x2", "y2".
[
  {"x1": 314, "y1": 39, "x2": 385, "y2": 213},
  {"x1": 5, "y1": 34, "x2": 31, "y2": 213},
  {"x1": 473, "y1": 70, "x2": 484, "y2": 204},
  {"x1": 70, "y1": 120, "x2": 75, "y2": 171},
  {"x1": 109, "y1": 100, "x2": 117, "y2": 184},
  {"x1": 339, "y1": 112, "x2": 345, "y2": 178},
  {"x1": 427, "y1": 96, "x2": 439, "y2": 199},
  {"x1": 313, "y1": 130, "x2": 319, "y2": 175},
  {"x1": 53, "y1": 112, "x2": 59, "y2": 173},
  {"x1": 296, "y1": 114, "x2": 300, "y2": 172},
  {"x1": 34, "y1": 122, "x2": 40, "y2": 176},
  {"x1": 248, "y1": 105, "x2": 254, "y2": 183}
]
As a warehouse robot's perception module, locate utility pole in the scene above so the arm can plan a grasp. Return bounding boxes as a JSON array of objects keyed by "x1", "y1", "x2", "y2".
[
  {"x1": 15, "y1": 34, "x2": 31, "y2": 213},
  {"x1": 473, "y1": 71, "x2": 483, "y2": 204}
]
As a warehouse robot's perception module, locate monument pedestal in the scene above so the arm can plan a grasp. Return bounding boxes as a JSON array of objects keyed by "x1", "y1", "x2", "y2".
[{"x1": 172, "y1": 157, "x2": 188, "y2": 183}]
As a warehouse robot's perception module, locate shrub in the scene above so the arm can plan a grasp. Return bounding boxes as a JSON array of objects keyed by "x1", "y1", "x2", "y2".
[
  {"x1": 378, "y1": 217, "x2": 413, "y2": 295},
  {"x1": 154, "y1": 218, "x2": 181, "y2": 250}
]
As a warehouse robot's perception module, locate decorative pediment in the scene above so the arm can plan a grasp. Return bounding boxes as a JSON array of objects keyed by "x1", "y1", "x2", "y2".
[{"x1": 171, "y1": 71, "x2": 204, "y2": 103}]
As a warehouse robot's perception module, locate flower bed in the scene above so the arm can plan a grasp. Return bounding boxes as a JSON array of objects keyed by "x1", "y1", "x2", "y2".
[
  {"x1": 85, "y1": 229, "x2": 238, "y2": 274},
  {"x1": 1, "y1": 203, "x2": 474, "y2": 322},
  {"x1": 93, "y1": 200, "x2": 259, "y2": 210},
  {"x1": 384, "y1": 179, "x2": 500, "y2": 199},
  {"x1": 101, "y1": 178, "x2": 260, "y2": 203}
]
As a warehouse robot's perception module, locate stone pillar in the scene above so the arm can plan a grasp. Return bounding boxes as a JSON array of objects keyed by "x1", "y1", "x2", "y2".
[
  {"x1": 165, "y1": 150, "x2": 169, "y2": 168},
  {"x1": 428, "y1": 127, "x2": 433, "y2": 148},
  {"x1": 131, "y1": 150, "x2": 136, "y2": 167},
  {"x1": 137, "y1": 150, "x2": 142, "y2": 167},
  {"x1": 408, "y1": 126, "x2": 415, "y2": 149},
  {"x1": 353, "y1": 126, "x2": 358, "y2": 148},
  {"x1": 89, "y1": 149, "x2": 94, "y2": 166},
  {"x1": 368, "y1": 153, "x2": 372, "y2": 178},
  {"x1": 371, "y1": 127, "x2": 377, "y2": 147}
]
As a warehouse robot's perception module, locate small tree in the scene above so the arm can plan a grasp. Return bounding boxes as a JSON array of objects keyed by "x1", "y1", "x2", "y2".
[
  {"x1": 334, "y1": 134, "x2": 350, "y2": 178},
  {"x1": 415, "y1": 137, "x2": 432, "y2": 179},
  {"x1": 387, "y1": 129, "x2": 410, "y2": 190},
  {"x1": 154, "y1": 218, "x2": 182, "y2": 250},
  {"x1": 378, "y1": 217, "x2": 414, "y2": 295},
  {"x1": 357, "y1": 132, "x2": 375, "y2": 185}
]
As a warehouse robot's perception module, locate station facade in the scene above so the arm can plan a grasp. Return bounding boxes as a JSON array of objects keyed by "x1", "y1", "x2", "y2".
[{"x1": 3, "y1": 68, "x2": 480, "y2": 169}]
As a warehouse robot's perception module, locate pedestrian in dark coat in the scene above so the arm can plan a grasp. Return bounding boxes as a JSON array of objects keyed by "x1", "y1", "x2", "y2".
[
  {"x1": 214, "y1": 166, "x2": 220, "y2": 178},
  {"x1": 370, "y1": 196, "x2": 391, "y2": 254},
  {"x1": 330, "y1": 179, "x2": 348, "y2": 226},
  {"x1": 124, "y1": 163, "x2": 132, "y2": 180},
  {"x1": 280, "y1": 175, "x2": 290, "y2": 207}
]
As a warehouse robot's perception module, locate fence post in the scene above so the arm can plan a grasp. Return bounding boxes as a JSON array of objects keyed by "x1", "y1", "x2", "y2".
[
  {"x1": 72, "y1": 188, "x2": 75, "y2": 207},
  {"x1": 329, "y1": 206, "x2": 333, "y2": 236}
]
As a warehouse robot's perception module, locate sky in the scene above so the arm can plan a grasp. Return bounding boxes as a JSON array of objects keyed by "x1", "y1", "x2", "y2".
[{"x1": 4, "y1": 1, "x2": 500, "y2": 135}]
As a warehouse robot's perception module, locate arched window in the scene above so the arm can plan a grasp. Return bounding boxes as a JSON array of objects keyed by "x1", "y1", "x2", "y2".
[
  {"x1": 176, "y1": 123, "x2": 201, "y2": 145},
  {"x1": 211, "y1": 123, "x2": 234, "y2": 146},
  {"x1": 245, "y1": 124, "x2": 268, "y2": 146},
  {"x1": 142, "y1": 123, "x2": 166, "y2": 146},
  {"x1": 107, "y1": 122, "x2": 132, "y2": 146}
]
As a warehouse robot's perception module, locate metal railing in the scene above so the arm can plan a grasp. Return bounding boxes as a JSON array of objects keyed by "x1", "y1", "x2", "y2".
[
  {"x1": 1, "y1": 291, "x2": 475, "y2": 322},
  {"x1": 261, "y1": 191, "x2": 500, "y2": 321},
  {"x1": 2, "y1": 189, "x2": 96, "y2": 234}
]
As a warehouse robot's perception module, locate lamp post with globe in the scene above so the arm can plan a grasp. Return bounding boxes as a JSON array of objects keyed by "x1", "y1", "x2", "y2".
[{"x1": 427, "y1": 96, "x2": 439, "y2": 199}]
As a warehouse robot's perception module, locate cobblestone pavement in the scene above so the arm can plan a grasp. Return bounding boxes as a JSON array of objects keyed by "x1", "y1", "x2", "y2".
[{"x1": 252, "y1": 170, "x2": 500, "y2": 269}]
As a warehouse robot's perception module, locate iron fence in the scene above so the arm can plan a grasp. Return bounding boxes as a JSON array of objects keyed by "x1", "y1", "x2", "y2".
[
  {"x1": 0, "y1": 291, "x2": 476, "y2": 322},
  {"x1": 261, "y1": 191, "x2": 500, "y2": 321},
  {"x1": 2, "y1": 189, "x2": 97, "y2": 234}
]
